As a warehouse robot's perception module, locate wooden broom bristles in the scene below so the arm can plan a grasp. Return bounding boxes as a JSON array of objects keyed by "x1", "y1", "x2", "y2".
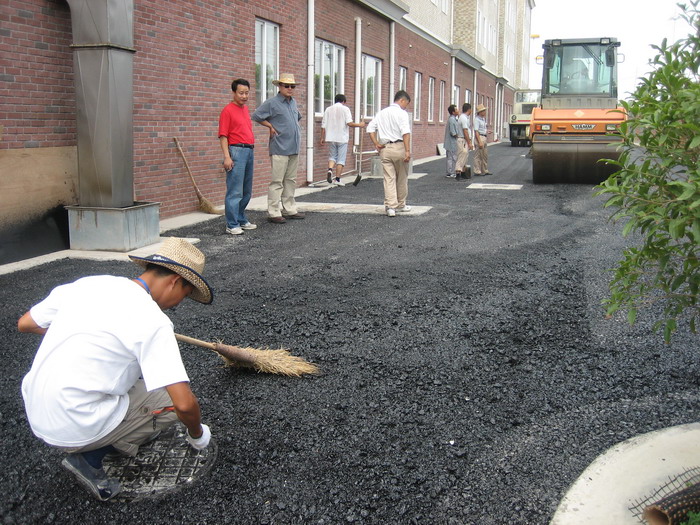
[{"x1": 175, "y1": 333, "x2": 320, "y2": 377}]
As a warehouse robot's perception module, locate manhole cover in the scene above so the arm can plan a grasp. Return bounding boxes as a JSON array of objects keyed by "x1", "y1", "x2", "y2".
[{"x1": 103, "y1": 423, "x2": 217, "y2": 501}]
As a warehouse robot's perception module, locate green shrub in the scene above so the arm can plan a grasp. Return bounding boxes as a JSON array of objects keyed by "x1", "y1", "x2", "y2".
[
  {"x1": 682, "y1": 510, "x2": 700, "y2": 525},
  {"x1": 596, "y1": 1, "x2": 700, "y2": 341}
]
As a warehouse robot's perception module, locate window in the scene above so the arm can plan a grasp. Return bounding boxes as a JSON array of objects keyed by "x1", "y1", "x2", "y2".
[
  {"x1": 255, "y1": 19, "x2": 279, "y2": 106},
  {"x1": 465, "y1": 88, "x2": 472, "y2": 104},
  {"x1": 477, "y1": 10, "x2": 483, "y2": 46},
  {"x1": 314, "y1": 39, "x2": 345, "y2": 114},
  {"x1": 399, "y1": 66, "x2": 407, "y2": 91},
  {"x1": 362, "y1": 54, "x2": 382, "y2": 118},
  {"x1": 428, "y1": 77, "x2": 435, "y2": 122},
  {"x1": 439, "y1": 80, "x2": 445, "y2": 122},
  {"x1": 453, "y1": 85, "x2": 460, "y2": 107},
  {"x1": 414, "y1": 72, "x2": 422, "y2": 121}
]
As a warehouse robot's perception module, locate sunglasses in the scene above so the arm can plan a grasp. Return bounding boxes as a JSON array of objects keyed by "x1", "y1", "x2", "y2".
[{"x1": 281, "y1": 84, "x2": 296, "y2": 89}]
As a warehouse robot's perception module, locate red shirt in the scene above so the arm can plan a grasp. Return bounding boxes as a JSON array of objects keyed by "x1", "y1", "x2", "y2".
[{"x1": 218, "y1": 102, "x2": 254, "y2": 145}]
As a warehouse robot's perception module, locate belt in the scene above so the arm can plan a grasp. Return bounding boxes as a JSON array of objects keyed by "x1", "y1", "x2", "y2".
[
  {"x1": 479, "y1": 134, "x2": 487, "y2": 137},
  {"x1": 231, "y1": 143, "x2": 254, "y2": 149},
  {"x1": 386, "y1": 139, "x2": 403, "y2": 144}
]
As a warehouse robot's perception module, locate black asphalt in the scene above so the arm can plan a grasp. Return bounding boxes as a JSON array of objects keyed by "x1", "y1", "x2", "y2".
[{"x1": 2, "y1": 143, "x2": 697, "y2": 524}]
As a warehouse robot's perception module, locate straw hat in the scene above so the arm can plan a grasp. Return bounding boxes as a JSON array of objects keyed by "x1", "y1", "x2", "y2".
[
  {"x1": 129, "y1": 237, "x2": 213, "y2": 304},
  {"x1": 272, "y1": 73, "x2": 299, "y2": 86},
  {"x1": 476, "y1": 104, "x2": 487, "y2": 113}
]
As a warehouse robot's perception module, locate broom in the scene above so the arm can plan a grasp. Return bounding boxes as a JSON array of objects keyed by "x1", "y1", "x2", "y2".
[
  {"x1": 173, "y1": 137, "x2": 222, "y2": 215},
  {"x1": 175, "y1": 333, "x2": 320, "y2": 377}
]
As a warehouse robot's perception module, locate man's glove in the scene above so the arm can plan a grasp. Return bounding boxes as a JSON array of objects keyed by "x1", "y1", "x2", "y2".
[{"x1": 186, "y1": 424, "x2": 211, "y2": 450}]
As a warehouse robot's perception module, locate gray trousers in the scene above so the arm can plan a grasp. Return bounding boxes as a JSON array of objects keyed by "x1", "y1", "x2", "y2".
[{"x1": 58, "y1": 379, "x2": 178, "y2": 457}]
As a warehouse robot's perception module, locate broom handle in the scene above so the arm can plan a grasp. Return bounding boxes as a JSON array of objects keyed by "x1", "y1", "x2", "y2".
[
  {"x1": 176, "y1": 332, "x2": 259, "y2": 367},
  {"x1": 175, "y1": 332, "x2": 217, "y2": 350},
  {"x1": 173, "y1": 137, "x2": 205, "y2": 199}
]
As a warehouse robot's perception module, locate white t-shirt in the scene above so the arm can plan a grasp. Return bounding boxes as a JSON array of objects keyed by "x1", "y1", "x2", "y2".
[
  {"x1": 458, "y1": 113, "x2": 473, "y2": 140},
  {"x1": 321, "y1": 102, "x2": 353, "y2": 143},
  {"x1": 21, "y1": 275, "x2": 189, "y2": 448}
]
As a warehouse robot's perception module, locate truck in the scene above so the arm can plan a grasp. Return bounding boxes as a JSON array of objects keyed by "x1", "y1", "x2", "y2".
[
  {"x1": 530, "y1": 37, "x2": 626, "y2": 184},
  {"x1": 509, "y1": 89, "x2": 540, "y2": 147}
]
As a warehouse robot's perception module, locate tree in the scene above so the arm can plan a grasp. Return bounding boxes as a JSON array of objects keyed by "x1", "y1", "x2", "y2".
[{"x1": 596, "y1": 1, "x2": 699, "y2": 341}]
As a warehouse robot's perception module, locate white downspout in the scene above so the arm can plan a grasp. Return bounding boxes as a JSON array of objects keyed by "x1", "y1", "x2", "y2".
[
  {"x1": 450, "y1": 57, "x2": 455, "y2": 104},
  {"x1": 389, "y1": 22, "x2": 395, "y2": 99},
  {"x1": 354, "y1": 17, "x2": 362, "y2": 149},
  {"x1": 306, "y1": 0, "x2": 315, "y2": 183}
]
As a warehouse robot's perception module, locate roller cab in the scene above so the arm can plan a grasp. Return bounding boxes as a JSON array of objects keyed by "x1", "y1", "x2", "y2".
[{"x1": 530, "y1": 38, "x2": 626, "y2": 184}]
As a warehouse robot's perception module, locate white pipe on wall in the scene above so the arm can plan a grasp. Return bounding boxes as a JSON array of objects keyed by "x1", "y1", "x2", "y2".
[
  {"x1": 354, "y1": 17, "x2": 362, "y2": 146},
  {"x1": 389, "y1": 22, "x2": 395, "y2": 99},
  {"x1": 306, "y1": 0, "x2": 315, "y2": 183}
]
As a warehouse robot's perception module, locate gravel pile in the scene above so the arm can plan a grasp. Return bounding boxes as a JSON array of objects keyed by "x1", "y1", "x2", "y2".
[{"x1": 1, "y1": 145, "x2": 696, "y2": 524}]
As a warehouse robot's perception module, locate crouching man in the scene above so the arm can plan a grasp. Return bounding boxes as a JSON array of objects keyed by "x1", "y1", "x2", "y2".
[{"x1": 18, "y1": 237, "x2": 214, "y2": 501}]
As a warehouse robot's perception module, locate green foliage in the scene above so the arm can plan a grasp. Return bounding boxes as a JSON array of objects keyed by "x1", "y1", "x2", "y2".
[
  {"x1": 682, "y1": 511, "x2": 700, "y2": 525},
  {"x1": 595, "y1": 1, "x2": 700, "y2": 342}
]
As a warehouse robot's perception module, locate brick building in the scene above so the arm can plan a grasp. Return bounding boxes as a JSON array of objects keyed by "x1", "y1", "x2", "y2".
[{"x1": 0, "y1": 0, "x2": 534, "y2": 261}]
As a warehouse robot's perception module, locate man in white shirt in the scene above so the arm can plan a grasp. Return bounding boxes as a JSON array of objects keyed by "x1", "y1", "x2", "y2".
[
  {"x1": 455, "y1": 103, "x2": 474, "y2": 179},
  {"x1": 320, "y1": 94, "x2": 365, "y2": 186},
  {"x1": 366, "y1": 90, "x2": 412, "y2": 217},
  {"x1": 19, "y1": 237, "x2": 214, "y2": 501}
]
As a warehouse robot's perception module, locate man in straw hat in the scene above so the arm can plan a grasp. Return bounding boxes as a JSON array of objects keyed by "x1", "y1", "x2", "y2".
[
  {"x1": 252, "y1": 73, "x2": 306, "y2": 224},
  {"x1": 18, "y1": 237, "x2": 214, "y2": 501},
  {"x1": 473, "y1": 104, "x2": 492, "y2": 176}
]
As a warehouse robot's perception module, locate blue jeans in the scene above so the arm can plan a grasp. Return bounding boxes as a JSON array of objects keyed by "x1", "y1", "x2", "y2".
[{"x1": 225, "y1": 145, "x2": 254, "y2": 228}]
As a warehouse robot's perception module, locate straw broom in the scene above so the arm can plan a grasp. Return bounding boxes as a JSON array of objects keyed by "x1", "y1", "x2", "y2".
[
  {"x1": 175, "y1": 333, "x2": 320, "y2": 377},
  {"x1": 173, "y1": 137, "x2": 222, "y2": 215}
]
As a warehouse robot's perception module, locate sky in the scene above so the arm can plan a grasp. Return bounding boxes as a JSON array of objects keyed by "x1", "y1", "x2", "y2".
[{"x1": 528, "y1": 0, "x2": 689, "y2": 99}]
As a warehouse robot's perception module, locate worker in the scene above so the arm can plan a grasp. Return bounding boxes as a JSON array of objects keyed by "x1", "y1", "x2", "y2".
[{"x1": 18, "y1": 237, "x2": 214, "y2": 501}]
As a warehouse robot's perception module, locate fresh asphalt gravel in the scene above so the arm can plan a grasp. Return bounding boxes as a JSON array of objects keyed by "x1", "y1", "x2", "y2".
[{"x1": 1, "y1": 143, "x2": 697, "y2": 524}]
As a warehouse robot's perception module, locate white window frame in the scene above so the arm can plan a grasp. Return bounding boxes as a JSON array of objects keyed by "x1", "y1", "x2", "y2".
[
  {"x1": 255, "y1": 19, "x2": 279, "y2": 106},
  {"x1": 439, "y1": 80, "x2": 445, "y2": 122},
  {"x1": 362, "y1": 54, "x2": 382, "y2": 118},
  {"x1": 399, "y1": 66, "x2": 408, "y2": 91},
  {"x1": 453, "y1": 84, "x2": 460, "y2": 107},
  {"x1": 314, "y1": 39, "x2": 345, "y2": 115},
  {"x1": 428, "y1": 77, "x2": 435, "y2": 122},
  {"x1": 414, "y1": 72, "x2": 422, "y2": 121}
]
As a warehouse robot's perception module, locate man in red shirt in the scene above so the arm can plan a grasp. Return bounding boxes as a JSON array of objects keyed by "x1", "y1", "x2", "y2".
[{"x1": 218, "y1": 78, "x2": 256, "y2": 235}]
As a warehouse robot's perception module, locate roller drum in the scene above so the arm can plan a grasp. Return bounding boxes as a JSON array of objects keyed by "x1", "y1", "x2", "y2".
[{"x1": 531, "y1": 135, "x2": 623, "y2": 184}]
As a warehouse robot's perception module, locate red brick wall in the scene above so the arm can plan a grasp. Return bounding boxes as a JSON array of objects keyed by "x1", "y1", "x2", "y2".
[
  {"x1": 395, "y1": 25, "x2": 453, "y2": 160},
  {"x1": 1, "y1": 0, "x2": 75, "y2": 149},
  {"x1": 2, "y1": 0, "x2": 496, "y2": 220},
  {"x1": 132, "y1": 0, "x2": 307, "y2": 217}
]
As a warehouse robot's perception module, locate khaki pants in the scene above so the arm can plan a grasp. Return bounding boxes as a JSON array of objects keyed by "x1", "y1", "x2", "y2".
[
  {"x1": 380, "y1": 142, "x2": 409, "y2": 209},
  {"x1": 58, "y1": 379, "x2": 178, "y2": 457},
  {"x1": 268, "y1": 154, "x2": 299, "y2": 217},
  {"x1": 455, "y1": 138, "x2": 469, "y2": 172},
  {"x1": 473, "y1": 143, "x2": 488, "y2": 175}
]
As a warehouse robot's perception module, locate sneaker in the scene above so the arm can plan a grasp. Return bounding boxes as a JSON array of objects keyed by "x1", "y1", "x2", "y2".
[
  {"x1": 240, "y1": 222, "x2": 257, "y2": 230},
  {"x1": 226, "y1": 227, "x2": 244, "y2": 235},
  {"x1": 333, "y1": 178, "x2": 345, "y2": 186},
  {"x1": 397, "y1": 205, "x2": 412, "y2": 212},
  {"x1": 445, "y1": 173, "x2": 456, "y2": 178},
  {"x1": 61, "y1": 454, "x2": 122, "y2": 501},
  {"x1": 386, "y1": 208, "x2": 396, "y2": 217},
  {"x1": 327, "y1": 170, "x2": 333, "y2": 184}
]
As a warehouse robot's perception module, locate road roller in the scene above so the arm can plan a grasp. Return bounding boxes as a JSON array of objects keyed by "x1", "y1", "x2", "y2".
[{"x1": 530, "y1": 37, "x2": 626, "y2": 184}]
